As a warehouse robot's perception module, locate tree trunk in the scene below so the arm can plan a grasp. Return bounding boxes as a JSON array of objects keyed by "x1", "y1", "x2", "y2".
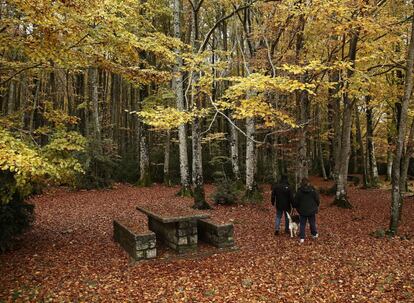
[
  {"x1": 67, "y1": 73, "x2": 75, "y2": 118},
  {"x1": 173, "y1": 0, "x2": 191, "y2": 196},
  {"x1": 328, "y1": 70, "x2": 341, "y2": 179},
  {"x1": 272, "y1": 135, "x2": 280, "y2": 182},
  {"x1": 245, "y1": 116, "x2": 257, "y2": 198},
  {"x1": 83, "y1": 70, "x2": 90, "y2": 138},
  {"x1": 89, "y1": 67, "x2": 101, "y2": 149},
  {"x1": 133, "y1": 87, "x2": 141, "y2": 170},
  {"x1": 351, "y1": 122, "x2": 358, "y2": 174},
  {"x1": 297, "y1": 86, "x2": 309, "y2": 181},
  {"x1": 372, "y1": 148, "x2": 379, "y2": 184},
  {"x1": 316, "y1": 106, "x2": 327, "y2": 180},
  {"x1": 138, "y1": 87, "x2": 151, "y2": 187},
  {"x1": 295, "y1": 14, "x2": 308, "y2": 181},
  {"x1": 229, "y1": 117, "x2": 241, "y2": 180},
  {"x1": 190, "y1": 0, "x2": 209, "y2": 209},
  {"x1": 366, "y1": 96, "x2": 378, "y2": 187},
  {"x1": 355, "y1": 105, "x2": 368, "y2": 187},
  {"x1": 138, "y1": 126, "x2": 151, "y2": 187},
  {"x1": 192, "y1": 116, "x2": 210, "y2": 209},
  {"x1": 19, "y1": 75, "x2": 27, "y2": 128},
  {"x1": 389, "y1": 11, "x2": 414, "y2": 234},
  {"x1": 221, "y1": 10, "x2": 240, "y2": 181},
  {"x1": 386, "y1": 149, "x2": 393, "y2": 182},
  {"x1": 333, "y1": 32, "x2": 359, "y2": 208},
  {"x1": 163, "y1": 130, "x2": 171, "y2": 186},
  {"x1": 334, "y1": 97, "x2": 353, "y2": 208},
  {"x1": 240, "y1": 8, "x2": 259, "y2": 200},
  {"x1": 103, "y1": 71, "x2": 112, "y2": 140},
  {"x1": 7, "y1": 80, "x2": 15, "y2": 115},
  {"x1": 399, "y1": 117, "x2": 414, "y2": 220},
  {"x1": 318, "y1": 139, "x2": 328, "y2": 180},
  {"x1": 57, "y1": 69, "x2": 69, "y2": 113},
  {"x1": 29, "y1": 78, "x2": 40, "y2": 133},
  {"x1": 386, "y1": 112, "x2": 393, "y2": 181}
]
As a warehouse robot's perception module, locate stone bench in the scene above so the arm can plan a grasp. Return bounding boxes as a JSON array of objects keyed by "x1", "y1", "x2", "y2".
[
  {"x1": 197, "y1": 219, "x2": 235, "y2": 248},
  {"x1": 113, "y1": 219, "x2": 156, "y2": 261}
]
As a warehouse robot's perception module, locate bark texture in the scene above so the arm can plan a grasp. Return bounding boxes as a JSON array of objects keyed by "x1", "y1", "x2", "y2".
[
  {"x1": 333, "y1": 32, "x2": 359, "y2": 209},
  {"x1": 245, "y1": 117, "x2": 257, "y2": 196},
  {"x1": 229, "y1": 118, "x2": 241, "y2": 180},
  {"x1": 389, "y1": 12, "x2": 414, "y2": 234},
  {"x1": 190, "y1": 0, "x2": 209, "y2": 209},
  {"x1": 328, "y1": 71, "x2": 341, "y2": 179},
  {"x1": 173, "y1": 0, "x2": 191, "y2": 195},
  {"x1": 366, "y1": 96, "x2": 378, "y2": 187}
]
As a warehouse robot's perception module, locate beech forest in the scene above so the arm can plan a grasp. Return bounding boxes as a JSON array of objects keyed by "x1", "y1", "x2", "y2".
[{"x1": 1, "y1": 0, "x2": 414, "y2": 302}]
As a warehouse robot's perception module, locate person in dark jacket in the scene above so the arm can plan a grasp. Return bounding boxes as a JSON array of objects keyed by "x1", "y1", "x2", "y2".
[
  {"x1": 294, "y1": 178, "x2": 320, "y2": 243},
  {"x1": 271, "y1": 175, "x2": 294, "y2": 235}
]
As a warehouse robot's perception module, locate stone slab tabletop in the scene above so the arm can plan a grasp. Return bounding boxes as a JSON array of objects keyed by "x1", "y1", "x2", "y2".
[
  {"x1": 136, "y1": 206, "x2": 210, "y2": 223},
  {"x1": 200, "y1": 218, "x2": 233, "y2": 227}
]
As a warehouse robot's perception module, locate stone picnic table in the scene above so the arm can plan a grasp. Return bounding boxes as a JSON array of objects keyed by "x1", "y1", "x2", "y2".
[{"x1": 136, "y1": 206, "x2": 210, "y2": 254}]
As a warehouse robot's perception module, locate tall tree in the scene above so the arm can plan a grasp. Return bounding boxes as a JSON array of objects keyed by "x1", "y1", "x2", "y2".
[
  {"x1": 242, "y1": 7, "x2": 259, "y2": 200},
  {"x1": 173, "y1": 0, "x2": 191, "y2": 196},
  {"x1": 334, "y1": 30, "x2": 359, "y2": 209},
  {"x1": 295, "y1": 12, "x2": 309, "y2": 183},
  {"x1": 189, "y1": 0, "x2": 210, "y2": 209},
  {"x1": 138, "y1": 86, "x2": 151, "y2": 187},
  {"x1": 328, "y1": 70, "x2": 341, "y2": 180},
  {"x1": 355, "y1": 105, "x2": 368, "y2": 187},
  {"x1": 89, "y1": 67, "x2": 102, "y2": 151},
  {"x1": 365, "y1": 96, "x2": 379, "y2": 187},
  {"x1": 389, "y1": 5, "x2": 414, "y2": 234}
]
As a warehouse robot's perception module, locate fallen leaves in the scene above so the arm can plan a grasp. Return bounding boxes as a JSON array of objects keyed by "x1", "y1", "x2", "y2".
[{"x1": 0, "y1": 178, "x2": 414, "y2": 302}]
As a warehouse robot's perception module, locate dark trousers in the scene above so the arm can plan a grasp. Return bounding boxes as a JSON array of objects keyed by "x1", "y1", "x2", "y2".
[
  {"x1": 299, "y1": 214, "x2": 317, "y2": 240},
  {"x1": 275, "y1": 209, "x2": 289, "y2": 232}
]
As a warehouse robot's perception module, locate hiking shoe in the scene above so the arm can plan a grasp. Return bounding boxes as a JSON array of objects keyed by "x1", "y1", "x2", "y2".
[
  {"x1": 312, "y1": 233, "x2": 319, "y2": 239},
  {"x1": 299, "y1": 239, "x2": 305, "y2": 244}
]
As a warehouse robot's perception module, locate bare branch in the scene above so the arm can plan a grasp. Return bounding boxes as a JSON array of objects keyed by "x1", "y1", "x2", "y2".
[
  {"x1": 0, "y1": 62, "x2": 44, "y2": 86},
  {"x1": 207, "y1": 96, "x2": 306, "y2": 145},
  {"x1": 200, "y1": 111, "x2": 218, "y2": 135},
  {"x1": 209, "y1": 96, "x2": 263, "y2": 144},
  {"x1": 199, "y1": 0, "x2": 259, "y2": 53},
  {"x1": 263, "y1": 33, "x2": 276, "y2": 77}
]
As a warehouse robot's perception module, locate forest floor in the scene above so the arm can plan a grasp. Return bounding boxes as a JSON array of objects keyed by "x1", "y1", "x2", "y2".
[{"x1": 1, "y1": 177, "x2": 414, "y2": 303}]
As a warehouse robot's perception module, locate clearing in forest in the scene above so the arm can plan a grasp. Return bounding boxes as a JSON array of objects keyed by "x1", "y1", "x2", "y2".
[{"x1": 1, "y1": 178, "x2": 414, "y2": 302}]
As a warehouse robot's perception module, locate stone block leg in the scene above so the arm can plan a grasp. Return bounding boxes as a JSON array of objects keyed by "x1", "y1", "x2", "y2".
[{"x1": 148, "y1": 217, "x2": 198, "y2": 254}]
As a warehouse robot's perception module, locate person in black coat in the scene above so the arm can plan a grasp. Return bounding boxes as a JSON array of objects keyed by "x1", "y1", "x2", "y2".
[
  {"x1": 294, "y1": 178, "x2": 320, "y2": 243},
  {"x1": 271, "y1": 175, "x2": 294, "y2": 235}
]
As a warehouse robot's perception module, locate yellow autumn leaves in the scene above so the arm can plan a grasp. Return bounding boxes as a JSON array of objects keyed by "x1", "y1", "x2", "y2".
[
  {"x1": 134, "y1": 72, "x2": 317, "y2": 130},
  {"x1": 0, "y1": 127, "x2": 86, "y2": 204}
]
